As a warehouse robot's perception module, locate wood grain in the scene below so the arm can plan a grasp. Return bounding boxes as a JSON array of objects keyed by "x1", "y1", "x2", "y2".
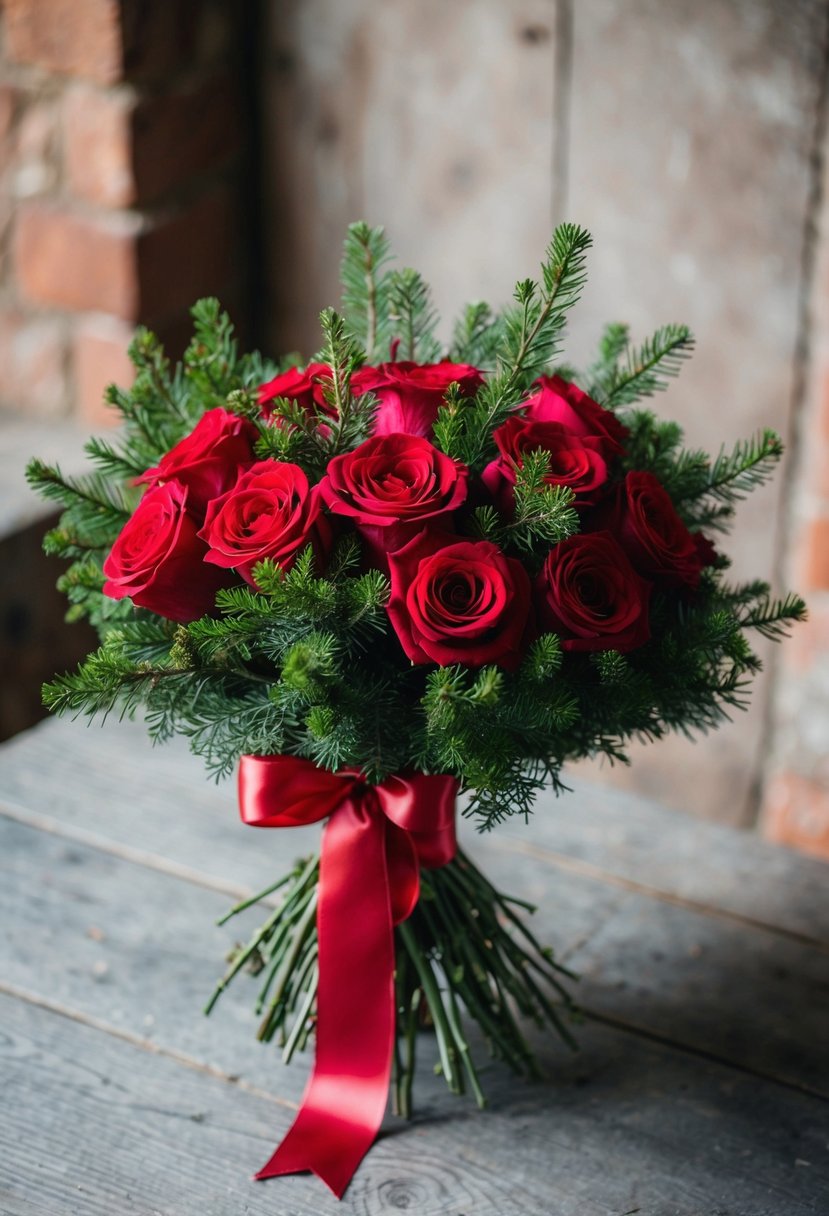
[{"x1": 2, "y1": 991, "x2": 827, "y2": 1216}]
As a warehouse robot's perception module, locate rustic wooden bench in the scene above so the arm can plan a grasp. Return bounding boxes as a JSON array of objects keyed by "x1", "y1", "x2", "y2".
[{"x1": 1, "y1": 716, "x2": 827, "y2": 1214}]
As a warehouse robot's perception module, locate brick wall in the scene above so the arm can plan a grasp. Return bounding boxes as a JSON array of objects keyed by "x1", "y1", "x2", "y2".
[{"x1": 0, "y1": 0, "x2": 251, "y2": 426}]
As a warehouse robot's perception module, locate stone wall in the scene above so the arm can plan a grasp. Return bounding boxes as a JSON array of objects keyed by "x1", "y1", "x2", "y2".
[{"x1": 260, "y1": 0, "x2": 829, "y2": 849}]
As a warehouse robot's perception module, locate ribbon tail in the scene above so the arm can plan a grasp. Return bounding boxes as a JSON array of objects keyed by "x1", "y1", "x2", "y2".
[
  {"x1": 254, "y1": 1094, "x2": 374, "y2": 1199},
  {"x1": 255, "y1": 796, "x2": 396, "y2": 1200}
]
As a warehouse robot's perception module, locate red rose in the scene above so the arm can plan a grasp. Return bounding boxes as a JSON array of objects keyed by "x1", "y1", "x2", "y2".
[
  {"x1": 138, "y1": 408, "x2": 258, "y2": 515},
  {"x1": 535, "y1": 532, "x2": 651, "y2": 652},
  {"x1": 605, "y1": 471, "x2": 703, "y2": 588},
  {"x1": 387, "y1": 530, "x2": 531, "y2": 669},
  {"x1": 103, "y1": 481, "x2": 230, "y2": 623},
  {"x1": 482, "y1": 416, "x2": 609, "y2": 512},
  {"x1": 199, "y1": 460, "x2": 331, "y2": 587},
  {"x1": 520, "y1": 375, "x2": 628, "y2": 456},
  {"x1": 352, "y1": 360, "x2": 483, "y2": 438},
  {"x1": 257, "y1": 362, "x2": 332, "y2": 416},
  {"x1": 694, "y1": 531, "x2": 719, "y2": 568},
  {"x1": 319, "y1": 433, "x2": 468, "y2": 565}
]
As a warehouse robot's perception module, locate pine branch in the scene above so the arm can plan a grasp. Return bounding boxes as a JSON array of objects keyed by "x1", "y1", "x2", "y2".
[
  {"x1": 738, "y1": 592, "x2": 807, "y2": 640},
  {"x1": 317, "y1": 308, "x2": 374, "y2": 455},
  {"x1": 26, "y1": 459, "x2": 130, "y2": 546},
  {"x1": 433, "y1": 223, "x2": 592, "y2": 470},
  {"x1": 388, "y1": 267, "x2": 442, "y2": 362},
  {"x1": 340, "y1": 221, "x2": 394, "y2": 359},
  {"x1": 594, "y1": 324, "x2": 694, "y2": 409},
  {"x1": 507, "y1": 452, "x2": 580, "y2": 553},
  {"x1": 449, "y1": 301, "x2": 503, "y2": 368},
  {"x1": 673, "y1": 429, "x2": 785, "y2": 526}
]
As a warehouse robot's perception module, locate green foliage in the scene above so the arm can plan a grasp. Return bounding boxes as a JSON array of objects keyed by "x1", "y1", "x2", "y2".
[
  {"x1": 433, "y1": 223, "x2": 592, "y2": 470},
  {"x1": 449, "y1": 301, "x2": 503, "y2": 368},
  {"x1": 29, "y1": 222, "x2": 805, "y2": 832},
  {"x1": 590, "y1": 323, "x2": 694, "y2": 408},
  {"x1": 388, "y1": 267, "x2": 442, "y2": 362},
  {"x1": 509, "y1": 452, "x2": 580, "y2": 554},
  {"x1": 340, "y1": 221, "x2": 395, "y2": 361}
]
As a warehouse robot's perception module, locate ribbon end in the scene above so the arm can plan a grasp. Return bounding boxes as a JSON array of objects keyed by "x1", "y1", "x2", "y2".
[{"x1": 255, "y1": 1158, "x2": 349, "y2": 1200}]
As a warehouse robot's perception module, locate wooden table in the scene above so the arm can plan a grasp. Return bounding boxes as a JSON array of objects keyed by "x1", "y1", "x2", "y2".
[{"x1": 2, "y1": 717, "x2": 828, "y2": 1215}]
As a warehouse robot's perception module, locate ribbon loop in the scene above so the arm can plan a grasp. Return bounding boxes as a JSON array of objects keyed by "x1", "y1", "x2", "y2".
[{"x1": 237, "y1": 755, "x2": 458, "y2": 1198}]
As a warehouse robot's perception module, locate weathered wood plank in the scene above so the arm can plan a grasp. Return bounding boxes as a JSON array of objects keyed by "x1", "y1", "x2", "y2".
[
  {"x1": 2, "y1": 990, "x2": 827, "y2": 1216},
  {"x1": 3, "y1": 795, "x2": 828, "y2": 1098},
  {"x1": 2, "y1": 716, "x2": 827, "y2": 942},
  {"x1": 504, "y1": 783, "x2": 829, "y2": 946},
  {"x1": 0, "y1": 814, "x2": 616, "y2": 1091}
]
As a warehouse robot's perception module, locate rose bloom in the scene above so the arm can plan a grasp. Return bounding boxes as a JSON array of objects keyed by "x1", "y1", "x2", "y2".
[
  {"x1": 351, "y1": 360, "x2": 483, "y2": 438},
  {"x1": 200, "y1": 460, "x2": 331, "y2": 587},
  {"x1": 604, "y1": 470, "x2": 704, "y2": 589},
  {"x1": 319, "y1": 433, "x2": 468, "y2": 565},
  {"x1": 535, "y1": 532, "x2": 651, "y2": 652},
  {"x1": 103, "y1": 481, "x2": 230, "y2": 623},
  {"x1": 138, "y1": 408, "x2": 258, "y2": 515},
  {"x1": 387, "y1": 530, "x2": 531, "y2": 669},
  {"x1": 257, "y1": 362, "x2": 332, "y2": 417},
  {"x1": 520, "y1": 375, "x2": 628, "y2": 457},
  {"x1": 482, "y1": 415, "x2": 609, "y2": 512}
]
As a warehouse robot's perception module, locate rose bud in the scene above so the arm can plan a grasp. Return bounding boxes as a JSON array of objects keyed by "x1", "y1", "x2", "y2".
[
  {"x1": 352, "y1": 360, "x2": 483, "y2": 438},
  {"x1": 387, "y1": 530, "x2": 531, "y2": 669},
  {"x1": 604, "y1": 470, "x2": 704, "y2": 588},
  {"x1": 319, "y1": 433, "x2": 468, "y2": 567},
  {"x1": 535, "y1": 532, "x2": 652, "y2": 653},
  {"x1": 138, "y1": 408, "x2": 258, "y2": 515},
  {"x1": 103, "y1": 481, "x2": 231, "y2": 623},
  {"x1": 482, "y1": 416, "x2": 609, "y2": 513},
  {"x1": 199, "y1": 460, "x2": 331, "y2": 587},
  {"x1": 257, "y1": 362, "x2": 333, "y2": 417},
  {"x1": 520, "y1": 375, "x2": 628, "y2": 457}
]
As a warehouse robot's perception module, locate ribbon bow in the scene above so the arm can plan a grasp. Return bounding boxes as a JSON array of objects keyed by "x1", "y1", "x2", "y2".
[{"x1": 238, "y1": 755, "x2": 458, "y2": 1198}]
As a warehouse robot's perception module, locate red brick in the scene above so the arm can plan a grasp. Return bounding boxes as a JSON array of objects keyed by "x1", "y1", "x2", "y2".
[
  {"x1": 799, "y1": 513, "x2": 829, "y2": 590},
  {"x1": 73, "y1": 316, "x2": 135, "y2": 427},
  {"x1": 131, "y1": 73, "x2": 241, "y2": 204},
  {"x1": 0, "y1": 310, "x2": 68, "y2": 416},
  {"x1": 762, "y1": 771, "x2": 829, "y2": 860},
  {"x1": 138, "y1": 187, "x2": 237, "y2": 321},
  {"x1": 11, "y1": 98, "x2": 60, "y2": 199},
  {"x1": 63, "y1": 85, "x2": 134, "y2": 208},
  {"x1": 14, "y1": 203, "x2": 140, "y2": 318},
  {"x1": 4, "y1": 0, "x2": 123, "y2": 85}
]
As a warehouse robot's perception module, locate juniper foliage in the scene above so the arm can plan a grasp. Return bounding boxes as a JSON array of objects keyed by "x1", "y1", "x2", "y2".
[{"x1": 31, "y1": 223, "x2": 806, "y2": 829}]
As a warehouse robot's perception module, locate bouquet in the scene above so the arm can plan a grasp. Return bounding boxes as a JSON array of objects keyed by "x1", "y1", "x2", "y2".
[{"x1": 28, "y1": 222, "x2": 805, "y2": 1197}]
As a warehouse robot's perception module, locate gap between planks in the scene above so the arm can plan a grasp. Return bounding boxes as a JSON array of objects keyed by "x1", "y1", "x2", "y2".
[
  {"x1": 3, "y1": 790, "x2": 827, "y2": 953},
  {"x1": 0, "y1": 978, "x2": 298, "y2": 1114},
  {"x1": 3, "y1": 970, "x2": 826, "y2": 1114}
]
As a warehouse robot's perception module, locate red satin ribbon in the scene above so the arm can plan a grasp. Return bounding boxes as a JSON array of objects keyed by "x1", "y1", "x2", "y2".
[{"x1": 237, "y1": 755, "x2": 458, "y2": 1198}]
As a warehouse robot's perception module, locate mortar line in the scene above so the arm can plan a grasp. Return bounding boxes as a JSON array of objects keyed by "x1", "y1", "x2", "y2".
[{"x1": 3, "y1": 791, "x2": 826, "y2": 951}]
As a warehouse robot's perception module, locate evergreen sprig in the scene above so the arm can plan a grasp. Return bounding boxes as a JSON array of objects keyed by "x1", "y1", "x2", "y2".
[
  {"x1": 433, "y1": 223, "x2": 592, "y2": 470},
  {"x1": 388, "y1": 267, "x2": 442, "y2": 363},
  {"x1": 340, "y1": 221, "x2": 395, "y2": 361},
  {"x1": 591, "y1": 323, "x2": 694, "y2": 408},
  {"x1": 29, "y1": 224, "x2": 805, "y2": 831}
]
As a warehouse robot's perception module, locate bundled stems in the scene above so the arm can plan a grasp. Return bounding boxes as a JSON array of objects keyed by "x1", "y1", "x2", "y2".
[{"x1": 207, "y1": 847, "x2": 578, "y2": 1115}]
